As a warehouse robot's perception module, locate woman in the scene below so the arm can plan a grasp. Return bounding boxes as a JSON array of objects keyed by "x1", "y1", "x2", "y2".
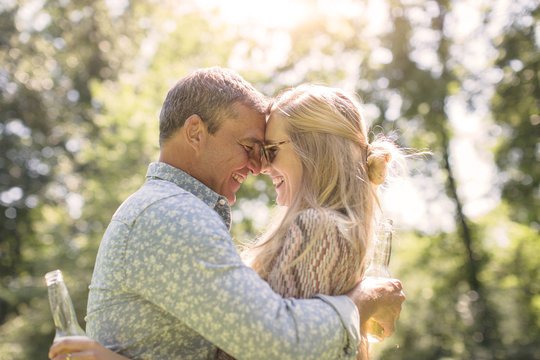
[
  {"x1": 50, "y1": 84, "x2": 402, "y2": 360},
  {"x1": 219, "y1": 84, "x2": 399, "y2": 360}
]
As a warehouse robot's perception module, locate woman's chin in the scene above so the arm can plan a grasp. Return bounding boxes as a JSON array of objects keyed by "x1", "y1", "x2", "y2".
[{"x1": 275, "y1": 195, "x2": 289, "y2": 207}]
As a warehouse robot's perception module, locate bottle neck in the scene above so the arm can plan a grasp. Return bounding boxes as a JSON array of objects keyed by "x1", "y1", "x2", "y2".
[
  {"x1": 46, "y1": 271, "x2": 85, "y2": 338},
  {"x1": 365, "y1": 221, "x2": 393, "y2": 278}
]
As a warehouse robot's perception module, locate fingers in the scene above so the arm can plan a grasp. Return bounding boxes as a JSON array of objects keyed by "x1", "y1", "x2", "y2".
[
  {"x1": 49, "y1": 338, "x2": 130, "y2": 360},
  {"x1": 388, "y1": 279, "x2": 405, "y2": 307},
  {"x1": 382, "y1": 280, "x2": 405, "y2": 308},
  {"x1": 49, "y1": 336, "x2": 97, "y2": 359},
  {"x1": 51, "y1": 350, "x2": 95, "y2": 360},
  {"x1": 391, "y1": 279, "x2": 403, "y2": 291},
  {"x1": 361, "y1": 276, "x2": 403, "y2": 294},
  {"x1": 51, "y1": 353, "x2": 74, "y2": 360}
]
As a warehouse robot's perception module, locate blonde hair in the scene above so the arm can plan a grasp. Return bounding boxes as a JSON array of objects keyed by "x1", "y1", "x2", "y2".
[
  {"x1": 245, "y1": 84, "x2": 400, "y2": 273},
  {"x1": 243, "y1": 84, "x2": 403, "y2": 359}
]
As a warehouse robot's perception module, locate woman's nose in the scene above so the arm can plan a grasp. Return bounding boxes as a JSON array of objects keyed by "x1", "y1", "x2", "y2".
[{"x1": 260, "y1": 155, "x2": 271, "y2": 174}]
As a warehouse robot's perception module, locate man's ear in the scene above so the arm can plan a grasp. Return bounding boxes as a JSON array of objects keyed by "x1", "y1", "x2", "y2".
[{"x1": 183, "y1": 114, "x2": 207, "y2": 152}]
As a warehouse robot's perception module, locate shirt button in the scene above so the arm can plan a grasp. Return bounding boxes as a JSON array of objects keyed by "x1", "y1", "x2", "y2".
[{"x1": 218, "y1": 199, "x2": 227, "y2": 206}]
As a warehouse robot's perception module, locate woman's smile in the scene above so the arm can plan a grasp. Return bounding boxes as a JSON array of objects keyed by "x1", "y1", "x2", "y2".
[{"x1": 262, "y1": 114, "x2": 303, "y2": 206}]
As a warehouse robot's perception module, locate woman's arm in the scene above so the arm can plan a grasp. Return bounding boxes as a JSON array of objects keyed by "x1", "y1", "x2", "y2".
[{"x1": 49, "y1": 336, "x2": 129, "y2": 360}]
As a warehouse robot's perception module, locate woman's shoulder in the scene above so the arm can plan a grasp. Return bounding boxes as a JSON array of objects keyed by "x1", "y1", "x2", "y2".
[
  {"x1": 294, "y1": 208, "x2": 346, "y2": 224},
  {"x1": 291, "y1": 208, "x2": 349, "y2": 239}
]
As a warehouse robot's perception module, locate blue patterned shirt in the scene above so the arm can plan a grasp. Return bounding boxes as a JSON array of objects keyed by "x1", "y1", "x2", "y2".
[{"x1": 86, "y1": 162, "x2": 360, "y2": 359}]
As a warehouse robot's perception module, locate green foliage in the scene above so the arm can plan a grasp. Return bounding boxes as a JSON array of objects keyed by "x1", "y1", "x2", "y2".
[
  {"x1": 491, "y1": 4, "x2": 540, "y2": 226},
  {"x1": 0, "y1": 0, "x2": 150, "y2": 357},
  {"x1": 375, "y1": 207, "x2": 540, "y2": 359}
]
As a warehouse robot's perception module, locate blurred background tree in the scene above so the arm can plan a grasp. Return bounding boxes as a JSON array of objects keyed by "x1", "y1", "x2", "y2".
[{"x1": 0, "y1": 0, "x2": 538, "y2": 359}]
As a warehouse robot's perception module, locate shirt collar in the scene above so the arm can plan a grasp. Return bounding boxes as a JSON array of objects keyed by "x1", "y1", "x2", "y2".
[{"x1": 146, "y1": 162, "x2": 231, "y2": 229}]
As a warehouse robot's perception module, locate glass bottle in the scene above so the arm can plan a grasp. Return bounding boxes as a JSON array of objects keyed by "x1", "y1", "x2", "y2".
[
  {"x1": 364, "y1": 219, "x2": 393, "y2": 343},
  {"x1": 45, "y1": 269, "x2": 86, "y2": 342}
]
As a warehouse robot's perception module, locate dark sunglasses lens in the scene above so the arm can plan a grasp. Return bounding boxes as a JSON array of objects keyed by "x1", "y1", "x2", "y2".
[
  {"x1": 268, "y1": 148, "x2": 276, "y2": 163},
  {"x1": 261, "y1": 148, "x2": 271, "y2": 163},
  {"x1": 264, "y1": 149, "x2": 270, "y2": 163}
]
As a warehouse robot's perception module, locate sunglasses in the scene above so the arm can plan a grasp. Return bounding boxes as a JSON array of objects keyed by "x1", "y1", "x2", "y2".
[{"x1": 261, "y1": 140, "x2": 290, "y2": 163}]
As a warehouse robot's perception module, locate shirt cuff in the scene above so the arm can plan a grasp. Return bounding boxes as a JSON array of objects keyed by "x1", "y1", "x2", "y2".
[{"x1": 315, "y1": 294, "x2": 360, "y2": 357}]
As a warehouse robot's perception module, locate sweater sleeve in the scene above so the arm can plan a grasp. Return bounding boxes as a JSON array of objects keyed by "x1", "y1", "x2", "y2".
[{"x1": 267, "y1": 209, "x2": 360, "y2": 299}]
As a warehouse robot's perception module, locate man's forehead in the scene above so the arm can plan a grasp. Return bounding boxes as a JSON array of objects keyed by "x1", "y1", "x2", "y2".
[
  {"x1": 231, "y1": 103, "x2": 265, "y2": 141},
  {"x1": 240, "y1": 136, "x2": 264, "y2": 145}
]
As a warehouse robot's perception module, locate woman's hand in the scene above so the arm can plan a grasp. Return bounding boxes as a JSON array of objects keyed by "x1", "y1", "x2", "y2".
[{"x1": 49, "y1": 336, "x2": 130, "y2": 360}]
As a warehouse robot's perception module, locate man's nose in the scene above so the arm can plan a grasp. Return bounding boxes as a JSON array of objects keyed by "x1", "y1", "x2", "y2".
[{"x1": 247, "y1": 151, "x2": 263, "y2": 175}]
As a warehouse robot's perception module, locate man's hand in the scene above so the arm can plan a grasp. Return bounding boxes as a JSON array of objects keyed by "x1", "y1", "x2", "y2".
[
  {"x1": 49, "y1": 336, "x2": 129, "y2": 360},
  {"x1": 346, "y1": 277, "x2": 405, "y2": 339}
]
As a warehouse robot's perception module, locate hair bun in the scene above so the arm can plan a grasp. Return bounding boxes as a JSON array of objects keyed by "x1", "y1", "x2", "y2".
[{"x1": 367, "y1": 142, "x2": 392, "y2": 185}]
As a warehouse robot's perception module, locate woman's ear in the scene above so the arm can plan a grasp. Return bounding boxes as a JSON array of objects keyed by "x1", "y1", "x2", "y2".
[{"x1": 184, "y1": 114, "x2": 207, "y2": 152}]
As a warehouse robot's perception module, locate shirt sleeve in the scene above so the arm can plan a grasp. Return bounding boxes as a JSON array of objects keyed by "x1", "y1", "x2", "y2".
[{"x1": 124, "y1": 197, "x2": 360, "y2": 360}]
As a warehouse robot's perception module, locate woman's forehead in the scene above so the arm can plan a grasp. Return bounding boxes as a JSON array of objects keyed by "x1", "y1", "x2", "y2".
[{"x1": 264, "y1": 114, "x2": 287, "y2": 142}]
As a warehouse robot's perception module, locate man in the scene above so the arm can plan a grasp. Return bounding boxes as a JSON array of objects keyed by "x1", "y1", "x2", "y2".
[{"x1": 50, "y1": 67, "x2": 404, "y2": 360}]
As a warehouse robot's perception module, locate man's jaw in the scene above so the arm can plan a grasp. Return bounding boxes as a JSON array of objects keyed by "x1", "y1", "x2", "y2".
[{"x1": 225, "y1": 173, "x2": 246, "y2": 205}]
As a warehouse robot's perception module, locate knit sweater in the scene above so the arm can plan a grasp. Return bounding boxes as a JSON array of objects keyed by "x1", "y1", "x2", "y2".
[
  {"x1": 267, "y1": 208, "x2": 360, "y2": 298},
  {"x1": 217, "y1": 209, "x2": 361, "y2": 359}
]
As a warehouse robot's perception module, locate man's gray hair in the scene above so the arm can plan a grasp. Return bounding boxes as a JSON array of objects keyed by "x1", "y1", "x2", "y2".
[{"x1": 159, "y1": 67, "x2": 269, "y2": 145}]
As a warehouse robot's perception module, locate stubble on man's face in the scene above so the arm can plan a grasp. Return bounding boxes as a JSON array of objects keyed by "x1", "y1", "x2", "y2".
[{"x1": 198, "y1": 103, "x2": 266, "y2": 204}]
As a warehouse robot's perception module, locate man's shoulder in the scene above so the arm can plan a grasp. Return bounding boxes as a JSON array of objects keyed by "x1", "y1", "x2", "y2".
[{"x1": 112, "y1": 180, "x2": 207, "y2": 225}]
